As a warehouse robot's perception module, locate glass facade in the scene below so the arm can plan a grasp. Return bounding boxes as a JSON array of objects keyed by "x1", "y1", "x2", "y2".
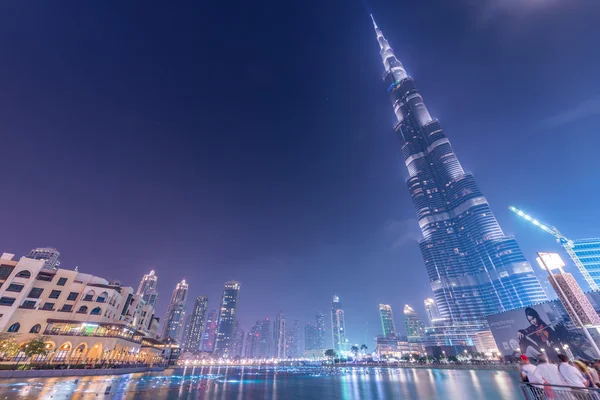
[
  {"x1": 371, "y1": 16, "x2": 547, "y2": 328},
  {"x1": 182, "y1": 296, "x2": 208, "y2": 352},
  {"x1": 379, "y1": 304, "x2": 397, "y2": 338},
  {"x1": 214, "y1": 281, "x2": 241, "y2": 358},
  {"x1": 331, "y1": 295, "x2": 346, "y2": 352},
  {"x1": 571, "y1": 238, "x2": 600, "y2": 288},
  {"x1": 161, "y1": 279, "x2": 188, "y2": 342}
]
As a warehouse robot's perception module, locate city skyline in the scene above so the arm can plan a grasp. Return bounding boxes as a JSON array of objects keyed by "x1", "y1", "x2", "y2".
[{"x1": 1, "y1": 1, "x2": 599, "y2": 348}]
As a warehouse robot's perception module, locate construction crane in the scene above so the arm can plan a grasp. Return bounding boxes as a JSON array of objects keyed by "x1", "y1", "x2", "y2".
[{"x1": 508, "y1": 206, "x2": 599, "y2": 291}]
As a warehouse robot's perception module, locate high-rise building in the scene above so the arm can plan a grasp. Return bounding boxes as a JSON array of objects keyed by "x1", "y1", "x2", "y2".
[
  {"x1": 27, "y1": 247, "x2": 60, "y2": 270},
  {"x1": 233, "y1": 321, "x2": 245, "y2": 357},
  {"x1": 161, "y1": 279, "x2": 188, "y2": 342},
  {"x1": 403, "y1": 305, "x2": 425, "y2": 342},
  {"x1": 370, "y1": 16, "x2": 547, "y2": 329},
  {"x1": 183, "y1": 296, "x2": 208, "y2": 352},
  {"x1": 304, "y1": 323, "x2": 318, "y2": 351},
  {"x1": 272, "y1": 312, "x2": 286, "y2": 359},
  {"x1": 286, "y1": 319, "x2": 300, "y2": 357},
  {"x1": 331, "y1": 295, "x2": 347, "y2": 352},
  {"x1": 316, "y1": 312, "x2": 326, "y2": 349},
  {"x1": 245, "y1": 328, "x2": 257, "y2": 358},
  {"x1": 424, "y1": 298, "x2": 444, "y2": 326},
  {"x1": 214, "y1": 281, "x2": 241, "y2": 358},
  {"x1": 245, "y1": 318, "x2": 271, "y2": 358},
  {"x1": 378, "y1": 304, "x2": 397, "y2": 338},
  {"x1": 548, "y1": 273, "x2": 600, "y2": 327},
  {"x1": 201, "y1": 309, "x2": 218, "y2": 352},
  {"x1": 136, "y1": 270, "x2": 159, "y2": 307}
]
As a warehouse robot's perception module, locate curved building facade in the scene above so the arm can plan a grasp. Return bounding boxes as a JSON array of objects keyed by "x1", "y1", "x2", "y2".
[{"x1": 370, "y1": 16, "x2": 547, "y2": 328}]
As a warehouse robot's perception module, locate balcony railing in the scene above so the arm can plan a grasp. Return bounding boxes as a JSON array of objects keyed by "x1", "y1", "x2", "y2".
[
  {"x1": 520, "y1": 382, "x2": 600, "y2": 400},
  {"x1": 43, "y1": 329, "x2": 142, "y2": 344}
]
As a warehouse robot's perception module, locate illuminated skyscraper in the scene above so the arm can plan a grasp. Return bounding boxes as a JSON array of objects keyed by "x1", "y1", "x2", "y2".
[
  {"x1": 136, "y1": 270, "x2": 159, "y2": 307},
  {"x1": 27, "y1": 247, "x2": 60, "y2": 270},
  {"x1": 331, "y1": 296, "x2": 347, "y2": 352},
  {"x1": 379, "y1": 304, "x2": 397, "y2": 338},
  {"x1": 316, "y1": 312, "x2": 326, "y2": 349},
  {"x1": 161, "y1": 279, "x2": 188, "y2": 342},
  {"x1": 214, "y1": 281, "x2": 241, "y2": 358},
  {"x1": 424, "y1": 298, "x2": 443, "y2": 326},
  {"x1": 272, "y1": 312, "x2": 286, "y2": 359},
  {"x1": 201, "y1": 309, "x2": 218, "y2": 352},
  {"x1": 233, "y1": 321, "x2": 245, "y2": 357},
  {"x1": 286, "y1": 319, "x2": 300, "y2": 357},
  {"x1": 403, "y1": 305, "x2": 425, "y2": 342},
  {"x1": 370, "y1": 16, "x2": 547, "y2": 328},
  {"x1": 182, "y1": 296, "x2": 208, "y2": 352}
]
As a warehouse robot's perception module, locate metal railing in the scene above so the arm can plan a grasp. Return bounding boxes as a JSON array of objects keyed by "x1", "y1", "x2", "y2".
[{"x1": 521, "y1": 383, "x2": 600, "y2": 399}]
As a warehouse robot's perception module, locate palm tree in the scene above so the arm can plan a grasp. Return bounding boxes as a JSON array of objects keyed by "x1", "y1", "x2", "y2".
[
  {"x1": 350, "y1": 345, "x2": 359, "y2": 359},
  {"x1": 324, "y1": 349, "x2": 336, "y2": 362},
  {"x1": 360, "y1": 344, "x2": 368, "y2": 354}
]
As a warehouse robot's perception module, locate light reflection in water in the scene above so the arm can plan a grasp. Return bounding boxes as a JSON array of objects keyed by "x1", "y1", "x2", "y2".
[{"x1": 0, "y1": 366, "x2": 525, "y2": 400}]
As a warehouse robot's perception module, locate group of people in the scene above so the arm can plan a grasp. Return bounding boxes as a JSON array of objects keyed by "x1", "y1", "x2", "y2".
[{"x1": 520, "y1": 353, "x2": 600, "y2": 388}]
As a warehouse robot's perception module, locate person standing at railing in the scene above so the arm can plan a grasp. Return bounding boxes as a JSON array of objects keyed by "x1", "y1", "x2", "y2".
[
  {"x1": 585, "y1": 360, "x2": 600, "y2": 388},
  {"x1": 534, "y1": 354, "x2": 566, "y2": 385},
  {"x1": 557, "y1": 354, "x2": 587, "y2": 387},
  {"x1": 574, "y1": 360, "x2": 596, "y2": 388},
  {"x1": 520, "y1": 355, "x2": 544, "y2": 384}
]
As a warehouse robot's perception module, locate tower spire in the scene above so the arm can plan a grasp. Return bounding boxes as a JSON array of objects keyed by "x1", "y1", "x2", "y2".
[{"x1": 369, "y1": 14, "x2": 407, "y2": 83}]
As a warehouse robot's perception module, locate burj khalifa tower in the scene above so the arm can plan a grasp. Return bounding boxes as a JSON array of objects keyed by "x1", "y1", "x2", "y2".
[{"x1": 370, "y1": 15, "x2": 547, "y2": 329}]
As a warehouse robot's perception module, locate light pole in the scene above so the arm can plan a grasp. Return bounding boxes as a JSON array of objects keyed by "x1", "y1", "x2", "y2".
[{"x1": 537, "y1": 252, "x2": 600, "y2": 358}]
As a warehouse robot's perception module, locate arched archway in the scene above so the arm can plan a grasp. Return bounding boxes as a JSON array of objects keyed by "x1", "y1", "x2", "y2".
[
  {"x1": 97, "y1": 292, "x2": 108, "y2": 303},
  {"x1": 52, "y1": 342, "x2": 72, "y2": 363},
  {"x1": 90, "y1": 307, "x2": 101, "y2": 316},
  {"x1": 86, "y1": 343, "x2": 102, "y2": 363},
  {"x1": 7, "y1": 323, "x2": 20, "y2": 332},
  {"x1": 69, "y1": 343, "x2": 88, "y2": 364},
  {"x1": 29, "y1": 324, "x2": 41, "y2": 334},
  {"x1": 77, "y1": 305, "x2": 88, "y2": 314},
  {"x1": 83, "y1": 290, "x2": 95, "y2": 301}
]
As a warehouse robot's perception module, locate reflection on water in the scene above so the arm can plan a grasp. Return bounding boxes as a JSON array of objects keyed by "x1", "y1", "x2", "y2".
[{"x1": 0, "y1": 366, "x2": 522, "y2": 399}]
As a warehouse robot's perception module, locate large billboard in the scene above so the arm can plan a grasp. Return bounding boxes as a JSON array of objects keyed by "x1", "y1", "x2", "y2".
[{"x1": 487, "y1": 292, "x2": 600, "y2": 362}]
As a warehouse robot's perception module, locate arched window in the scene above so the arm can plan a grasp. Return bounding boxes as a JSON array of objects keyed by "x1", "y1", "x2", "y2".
[
  {"x1": 97, "y1": 292, "x2": 108, "y2": 303},
  {"x1": 7, "y1": 323, "x2": 20, "y2": 332},
  {"x1": 83, "y1": 290, "x2": 95, "y2": 301},
  {"x1": 90, "y1": 307, "x2": 101, "y2": 316},
  {"x1": 15, "y1": 270, "x2": 31, "y2": 279},
  {"x1": 77, "y1": 306, "x2": 88, "y2": 314},
  {"x1": 29, "y1": 324, "x2": 41, "y2": 334}
]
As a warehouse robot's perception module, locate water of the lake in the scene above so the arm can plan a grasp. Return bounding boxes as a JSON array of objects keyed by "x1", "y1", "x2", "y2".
[{"x1": 0, "y1": 365, "x2": 523, "y2": 399}]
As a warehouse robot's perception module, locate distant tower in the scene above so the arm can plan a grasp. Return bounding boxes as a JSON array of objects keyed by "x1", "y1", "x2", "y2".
[
  {"x1": 316, "y1": 312, "x2": 326, "y2": 349},
  {"x1": 214, "y1": 281, "x2": 241, "y2": 358},
  {"x1": 404, "y1": 305, "x2": 425, "y2": 342},
  {"x1": 286, "y1": 319, "x2": 300, "y2": 357},
  {"x1": 137, "y1": 270, "x2": 159, "y2": 307},
  {"x1": 272, "y1": 312, "x2": 287, "y2": 359},
  {"x1": 424, "y1": 298, "x2": 443, "y2": 326},
  {"x1": 183, "y1": 296, "x2": 208, "y2": 352},
  {"x1": 201, "y1": 310, "x2": 218, "y2": 352},
  {"x1": 256, "y1": 318, "x2": 272, "y2": 358},
  {"x1": 378, "y1": 304, "x2": 397, "y2": 338},
  {"x1": 304, "y1": 323, "x2": 317, "y2": 351},
  {"x1": 27, "y1": 247, "x2": 60, "y2": 270},
  {"x1": 161, "y1": 279, "x2": 188, "y2": 342},
  {"x1": 331, "y1": 295, "x2": 347, "y2": 352},
  {"x1": 233, "y1": 321, "x2": 245, "y2": 357}
]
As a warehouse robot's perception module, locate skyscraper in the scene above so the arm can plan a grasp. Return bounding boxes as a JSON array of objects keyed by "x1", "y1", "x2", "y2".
[
  {"x1": 378, "y1": 304, "x2": 397, "y2": 338},
  {"x1": 201, "y1": 309, "x2": 218, "y2": 352},
  {"x1": 233, "y1": 321, "x2": 245, "y2": 357},
  {"x1": 304, "y1": 323, "x2": 318, "y2": 351},
  {"x1": 331, "y1": 295, "x2": 347, "y2": 352},
  {"x1": 27, "y1": 247, "x2": 60, "y2": 270},
  {"x1": 183, "y1": 296, "x2": 208, "y2": 352},
  {"x1": 424, "y1": 298, "x2": 443, "y2": 326},
  {"x1": 403, "y1": 305, "x2": 425, "y2": 342},
  {"x1": 246, "y1": 318, "x2": 271, "y2": 358},
  {"x1": 286, "y1": 319, "x2": 300, "y2": 357},
  {"x1": 370, "y1": 16, "x2": 547, "y2": 328},
  {"x1": 315, "y1": 312, "x2": 326, "y2": 349},
  {"x1": 137, "y1": 270, "x2": 159, "y2": 307},
  {"x1": 272, "y1": 312, "x2": 286, "y2": 359},
  {"x1": 214, "y1": 281, "x2": 241, "y2": 358},
  {"x1": 161, "y1": 279, "x2": 188, "y2": 342}
]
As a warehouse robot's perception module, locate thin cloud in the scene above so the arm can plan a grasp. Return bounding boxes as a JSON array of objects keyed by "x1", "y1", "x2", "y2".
[
  {"x1": 543, "y1": 97, "x2": 600, "y2": 128},
  {"x1": 384, "y1": 218, "x2": 422, "y2": 248}
]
